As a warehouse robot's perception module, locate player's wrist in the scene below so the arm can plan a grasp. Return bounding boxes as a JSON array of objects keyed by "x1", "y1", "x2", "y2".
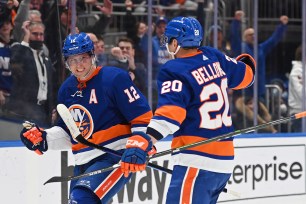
[{"x1": 126, "y1": 132, "x2": 152, "y2": 152}]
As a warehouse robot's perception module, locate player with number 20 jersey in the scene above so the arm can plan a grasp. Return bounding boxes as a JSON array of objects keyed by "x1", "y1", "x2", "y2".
[
  {"x1": 145, "y1": 17, "x2": 256, "y2": 203},
  {"x1": 150, "y1": 46, "x2": 253, "y2": 173}
]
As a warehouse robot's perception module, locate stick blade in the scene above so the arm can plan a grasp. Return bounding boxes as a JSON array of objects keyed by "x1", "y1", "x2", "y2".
[{"x1": 44, "y1": 176, "x2": 71, "y2": 185}]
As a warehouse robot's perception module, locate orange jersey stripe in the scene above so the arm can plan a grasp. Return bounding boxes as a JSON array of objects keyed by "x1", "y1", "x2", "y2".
[
  {"x1": 181, "y1": 167, "x2": 198, "y2": 204},
  {"x1": 181, "y1": 50, "x2": 202, "y2": 58},
  {"x1": 155, "y1": 105, "x2": 186, "y2": 124},
  {"x1": 172, "y1": 135, "x2": 234, "y2": 156},
  {"x1": 130, "y1": 111, "x2": 153, "y2": 126},
  {"x1": 95, "y1": 168, "x2": 122, "y2": 199},
  {"x1": 232, "y1": 65, "x2": 254, "y2": 90},
  {"x1": 72, "y1": 124, "x2": 131, "y2": 151}
]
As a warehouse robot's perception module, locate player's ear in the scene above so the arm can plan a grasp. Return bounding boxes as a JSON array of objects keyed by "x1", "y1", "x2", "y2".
[
  {"x1": 173, "y1": 39, "x2": 179, "y2": 48},
  {"x1": 65, "y1": 62, "x2": 70, "y2": 70}
]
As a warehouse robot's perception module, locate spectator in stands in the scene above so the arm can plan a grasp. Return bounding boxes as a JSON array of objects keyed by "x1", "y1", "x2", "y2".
[
  {"x1": 44, "y1": 0, "x2": 113, "y2": 91},
  {"x1": 269, "y1": 78, "x2": 288, "y2": 117},
  {"x1": 87, "y1": 32, "x2": 99, "y2": 52},
  {"x1": 140, "y1": 16, "x2": 171, "y2": 80},
  {"x1": 288, "y1": 45, "x2": 304, "y2": 132},
  {"x1": 109, "y1": 37, "x2": 147, "y2": 95},
  {"x1": 231, "y1": 15, "x2": 289, "y2": 101},
  {"x1": 140, "y1": 16, "x2": 171, "y2": 108},
  {"x1": 0, "y1": 0, "x2": 19, "y2": 15},
  {"x1": 0, "y1": 8, "x2": 16, "y2": 112},
  {"x1": 13, "y1": 5, "x2": 50, "y2": 56},
  {"x1": 13, "y1": 0, "x2": 33, "y2": 42},
  {"x1": 233, "y1": 95, "x2": 277, "y2": 133},
  {"x1": 29, "y1": 0, "x2": 42, "y2": 11},
  {"x1": 159, "y1": 0, "x2": 197, "y2": 12},
  {"x1": 28, "y1": 0, "x2": 53, "y2": 21},
  {"x1": 87, "y1": 33, "x2": 108, "y2": 66},
  {"x1": 6, "y1": 21, "x2": 54, "y2": 125},
  {"x1": 229, "y1": 10, "x2": 244, "y2": 57},
  {"x1": 13, "y1": 0, "x2": 43, "y2": 41},
  {"x1": 208, "y1": 25, "x2": 232, "y2": 56},
  {"x1": 124, "y1": 0, "x2": 148, "y2": 64},
  {"x1": 95, "y1": 36, "x2": 108, "y2": 66}
]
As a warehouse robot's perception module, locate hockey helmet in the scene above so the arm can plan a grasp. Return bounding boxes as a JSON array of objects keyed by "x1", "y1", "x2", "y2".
[
  {"x1": 62, "y1": 32, "x2": 94, "y2": 59},
  {"x1": 161, "y1": 16, "x2": 203, "y2": 48}
]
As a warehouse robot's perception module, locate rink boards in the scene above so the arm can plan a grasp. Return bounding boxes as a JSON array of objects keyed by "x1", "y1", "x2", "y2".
[{"x1": 1, "y1": 133, "x2": 306, "y2": 204}]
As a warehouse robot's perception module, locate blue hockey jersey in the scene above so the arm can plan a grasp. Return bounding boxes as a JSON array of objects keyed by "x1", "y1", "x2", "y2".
[
  {"x1": 0, "y1": 42, "x2": 12, "y2": 92},
  {"x1": 57, "y1": 66, "x2": 152, "y2": 165},
  {"x1": 147, "y1": 46, "x2": 255, "y2": 173}
]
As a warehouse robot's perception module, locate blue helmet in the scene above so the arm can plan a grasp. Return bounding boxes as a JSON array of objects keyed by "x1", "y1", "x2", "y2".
[
  {"x1": 162, "y1": 16, "x2": 203, "y2": 48},
  {"x1": 62, "y1": 32, "x2": 94, "y2": 59}
]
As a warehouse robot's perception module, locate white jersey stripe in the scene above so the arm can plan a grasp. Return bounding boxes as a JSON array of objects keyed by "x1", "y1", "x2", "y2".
[{"x1": 172, "y1": 153, "x2": 234, "y2": 173}]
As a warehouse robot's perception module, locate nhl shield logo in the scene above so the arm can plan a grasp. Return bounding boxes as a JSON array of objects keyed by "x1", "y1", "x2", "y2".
[{"x1": 68, "y1": 104, "x2": 94, "y2": 140}]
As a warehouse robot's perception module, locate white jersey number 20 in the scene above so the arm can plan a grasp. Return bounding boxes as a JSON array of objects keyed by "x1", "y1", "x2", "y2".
[{"x1": 199, "y1": 78, "x2": 232, "y2": 129}]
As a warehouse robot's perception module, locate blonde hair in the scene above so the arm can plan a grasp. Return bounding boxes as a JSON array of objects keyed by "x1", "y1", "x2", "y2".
[{"x1": 243, "y1": 28, "x2": 254, "y2": 41}]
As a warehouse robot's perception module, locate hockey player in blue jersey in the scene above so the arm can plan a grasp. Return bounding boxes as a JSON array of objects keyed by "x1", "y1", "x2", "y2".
[
  {"x1": 121, "y1": 17, "x2": 256, "y2": 203},
  {"x1": 19, "y1": 32, "x2": 155, "y2": 203}
]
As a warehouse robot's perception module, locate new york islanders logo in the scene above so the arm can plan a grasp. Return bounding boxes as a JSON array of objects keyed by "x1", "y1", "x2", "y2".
[{"x1": 69, "y1": 104, "x2": 94, "y2": 140}]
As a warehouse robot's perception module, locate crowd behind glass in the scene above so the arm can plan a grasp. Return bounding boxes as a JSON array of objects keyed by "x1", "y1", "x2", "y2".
[{"x1": 0, "y1": 0, "x2": 305, "y2": 134}]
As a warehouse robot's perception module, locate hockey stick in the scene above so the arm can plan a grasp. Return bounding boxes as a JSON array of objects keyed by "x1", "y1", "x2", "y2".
[
  {"x1": 56, "y1": 104, "x2": 172, "y2": 173},
  {"x1": 44, "y1": 164, "x2": 120, "y2": 184},
  {"x1": 44, "y1": 104, "x2": 172, "y2": 185},
  {"x1": 45, "y1": 111, "x2": 306, "y2": 185},
  {"x1": 149, "y1": 111, "x2": 306, "y2": 160}
]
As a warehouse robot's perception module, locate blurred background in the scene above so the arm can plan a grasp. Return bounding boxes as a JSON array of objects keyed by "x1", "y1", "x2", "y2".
[{"x1": 0, "y1": 0, "x2": 305, "y2": 138}]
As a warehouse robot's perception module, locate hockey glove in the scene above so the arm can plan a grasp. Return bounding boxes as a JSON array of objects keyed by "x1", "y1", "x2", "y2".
[
  {"x1": 236, "y1": 53, "x2": 256, "y2": 74},
  {"x1": 20, "y1": 121, "x2": 48, "y2": 155},
  {"x1": 121, "y1": 132, "x2": 154, "y2": 177}
]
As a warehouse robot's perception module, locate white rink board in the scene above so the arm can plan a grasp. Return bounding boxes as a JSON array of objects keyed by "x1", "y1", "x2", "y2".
[
  {"x1": 1, "y1": 135, "x2": 306, "y2": 204},
  {"x1": 0, "y1": 147, "x2": 62, "y2": 204}
]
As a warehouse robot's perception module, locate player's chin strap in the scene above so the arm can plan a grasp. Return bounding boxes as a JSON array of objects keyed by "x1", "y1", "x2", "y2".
[{"x1": 166, "y1": 43, "x2": 181, "y2": 59}]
